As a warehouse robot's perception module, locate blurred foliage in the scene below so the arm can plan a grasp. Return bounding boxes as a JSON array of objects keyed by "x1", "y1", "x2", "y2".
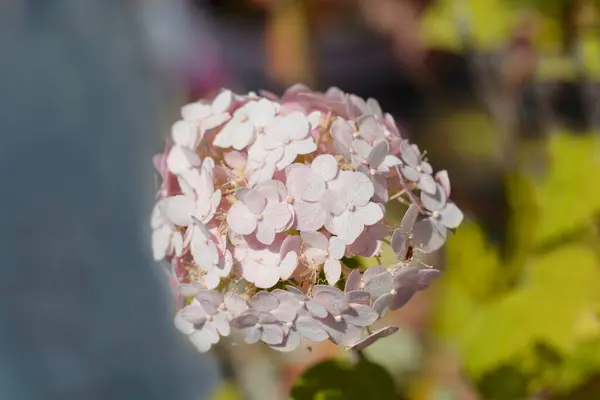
[
  {"x1": 210, "y1": 381, "x2": 242, "y2": 400},
  {"x1": 429, "y1": 130, "x2": 600, "y2": 398},
  {"x1": 290, "y1": 357, "x2": 396, "y2": 400}
]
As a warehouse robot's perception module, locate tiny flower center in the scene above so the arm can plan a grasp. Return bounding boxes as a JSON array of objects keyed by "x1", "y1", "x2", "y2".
[
  {"x1": 257, "y1": 126, "x2": 265, "y2": 135},
  {"x1": 218, "y1": 304, "x2": 226, "y2": 311},
  {"x1": 369, "y1": 168, "x2": 377, "y2": 176},
  {"x1": 256, "y1": 214, "x2": 264, "y2": 221},
  {"x1": 256, "y1": 323, "x2": 263, "y2": 329},
  {"x1": 285, "y1": 137, "x2": 292, "y2": 145},
  {"x1": 286, "y1": 195, "x2": 295, "y2": 205},
  {"x1": 349, "y1": 147, "x2": 356, "y2": 154},
  {"x1": 298, "y1": 300, "x2": 305, "y2": 306},
  {"x1": 390, "y1": 289, "x2": 397, "y2": 295},
  {"x1": 432, "y1": 210, "x2": 440, "y2": 219},
  {"x1": 285, "y1": 321, "x2": 293, "y2": 328},
  {"x1": 384, "y1": 130, "x2": 391, "y2": 138},
  {"x1": 347, "y1": 203, "x2": 356, "y2": 212},
  {"x1": 206, "y1": 314, "x2": 213, "y2": 322},
  {"x1": 239, "y1": 114, "x2": 249, "y2": 123},
  {"x1": 334, "y1": 315, "x2": 343, "y2": 322},
  {"x1": 352, "y1": 131, "x2": 360, "y2": 139}
]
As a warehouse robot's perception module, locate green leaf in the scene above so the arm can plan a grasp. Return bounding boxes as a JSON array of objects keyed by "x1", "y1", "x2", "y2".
[
  {"x1": 290, "y1": 358, "x2": 396, "y2": 400},
  {"x1": 527, "y1": 132, "x2": 600, "y2": 247},
  {"x1": 523, "y1": 245, "x2": 600, "y2": 354}
]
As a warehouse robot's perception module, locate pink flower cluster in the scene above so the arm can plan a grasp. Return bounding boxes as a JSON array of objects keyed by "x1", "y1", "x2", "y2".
[{"x1": 151, "y1": 85, "x2": 463, "y2": 352}]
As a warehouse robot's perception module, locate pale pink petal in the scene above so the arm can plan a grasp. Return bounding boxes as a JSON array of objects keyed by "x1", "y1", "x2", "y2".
[
  {"x1": 256, "y1": 223, "x2": 276, "y2": 245},
  {"x1": 311, "y1": 154, "x2": 338, "y2": 181},
  {"x1": 287, "y1": 169, "x2": 325, "y2": 202},
  {"x1": 224, "y1": 151, "x2": 246, "y2": 170},
  {"x1": 241, "y1": 189, "x2": 267, "y2": 214},
  {"x1": 349, "y1": 172, "x2": 375, "y2": 207},
  {"x1": 368, "y1": 140, "x2": 389, "y2": 168},
  {"x1": 262, "y1": 201, "x2": 292, "y2": 231},
  {"x1": 324, "y1": 257, "x2": 342, "y2": 286},
  {"x1": 285, "y1": 164, "x2": 311, "y2": 198},
  {"x1": 331, "y1": 117, "x2": 353, "y2": 149},
  {"x1": 227, "y1": 202, "x2": 257, "y2": 235},
  {"x1": 303, "y1": 247, "x2": 327, "y2": 265},
  {"x1": 275, "y1": 146, "x2": 298, "y2": 171},
  {"x1": 301, "y1": 231, "x2": 328, "y2": 250},
  {"x1": 281, "y1": 235, "x2": 302, "y2": 258},
  {"x1": 294, "y1": 201, "x2": 328, "y2": 231},
  {"x1": 321, "y1": 189, "x2": 351, "y2": 217},
  {"x1": 353, "y1": 139, "x2": 371, "y2": 163},
  {"x1": 255, "y1": 179, "x2": 287, "y2": 201}
]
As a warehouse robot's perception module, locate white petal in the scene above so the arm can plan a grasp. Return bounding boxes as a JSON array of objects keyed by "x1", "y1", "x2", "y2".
[
  {"x1": 203, "y1": 271, "x2": 220, "y2": 289},
  {"x1": 162, "y1": 195, "x2": 195, "y2": 226},
  {"x1": 253, "y1": 264, "x2": 282, "y2": 289},
  {"x1": 283, "y1": 112, "x2": 310, "y2": 140},
  {"x1": 174, "y1": 313, "x2": 195, "y2": 335},
  {"x1": 211, "y1": 90, "x2": 233, "y2": 113},
  {"x1": 328, "y1": 236, "x2": 346, "y2": 260},
  {"x1": 276, "y1": 145, "x2": 299, "y2": 171},
  {"x1": 324, "y1": 258, "x2": 342, "y2": 286},
  {"x1": 289, "y1": 137, "x2": 317, "y2": 156},
  {"x1": 355, "y1": 202, "x2": 384, "y2": 226},
  {"x1": 166, "y1": 145, "x2": 201, "y2": 175},
  {"x1": 172, "y1": 231, "x2": 184, "y2": 257},
  {"x1": 279, "y1": 250, "x2": 298, "y2": 280},
  {"x1": 250, "y1": 98, "x2": 277, "y2": 126},
  {"x1": 330, "y1": 211, "x2": 364, "y2": 245},
  {"x1": 152, "y1": 226, "x2": 172, "y2": 260},
  {"x1": 232, "y1": 121, "x2": 255, "y2": 151},
  {"x1": 202, "y1": 112, "x2": 230, "y2": 131},
  {"x1": 181, "y1": 102, "x2": 211, "y2": 121},
  {"x1": 212, "y1": 120, "x2": 238, "y2": 148},
  {"x1": 171, "y1": 120, "x2": 198, "y2": 149}
]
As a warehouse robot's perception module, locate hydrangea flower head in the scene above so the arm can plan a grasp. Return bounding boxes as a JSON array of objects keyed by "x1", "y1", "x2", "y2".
[{"x1": 151, "y1": 85, "x2": 464, "y2": 353}]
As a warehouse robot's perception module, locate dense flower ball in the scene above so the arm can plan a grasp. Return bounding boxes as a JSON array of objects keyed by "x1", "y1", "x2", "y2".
[{"x1": 151, "y1": 84, "x2": 464, "y2": 353}]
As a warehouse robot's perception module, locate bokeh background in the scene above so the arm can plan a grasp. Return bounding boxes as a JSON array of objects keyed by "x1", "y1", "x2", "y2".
[{"x1": 4, "y1": 0, "x2": 600, "y2": 399}]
